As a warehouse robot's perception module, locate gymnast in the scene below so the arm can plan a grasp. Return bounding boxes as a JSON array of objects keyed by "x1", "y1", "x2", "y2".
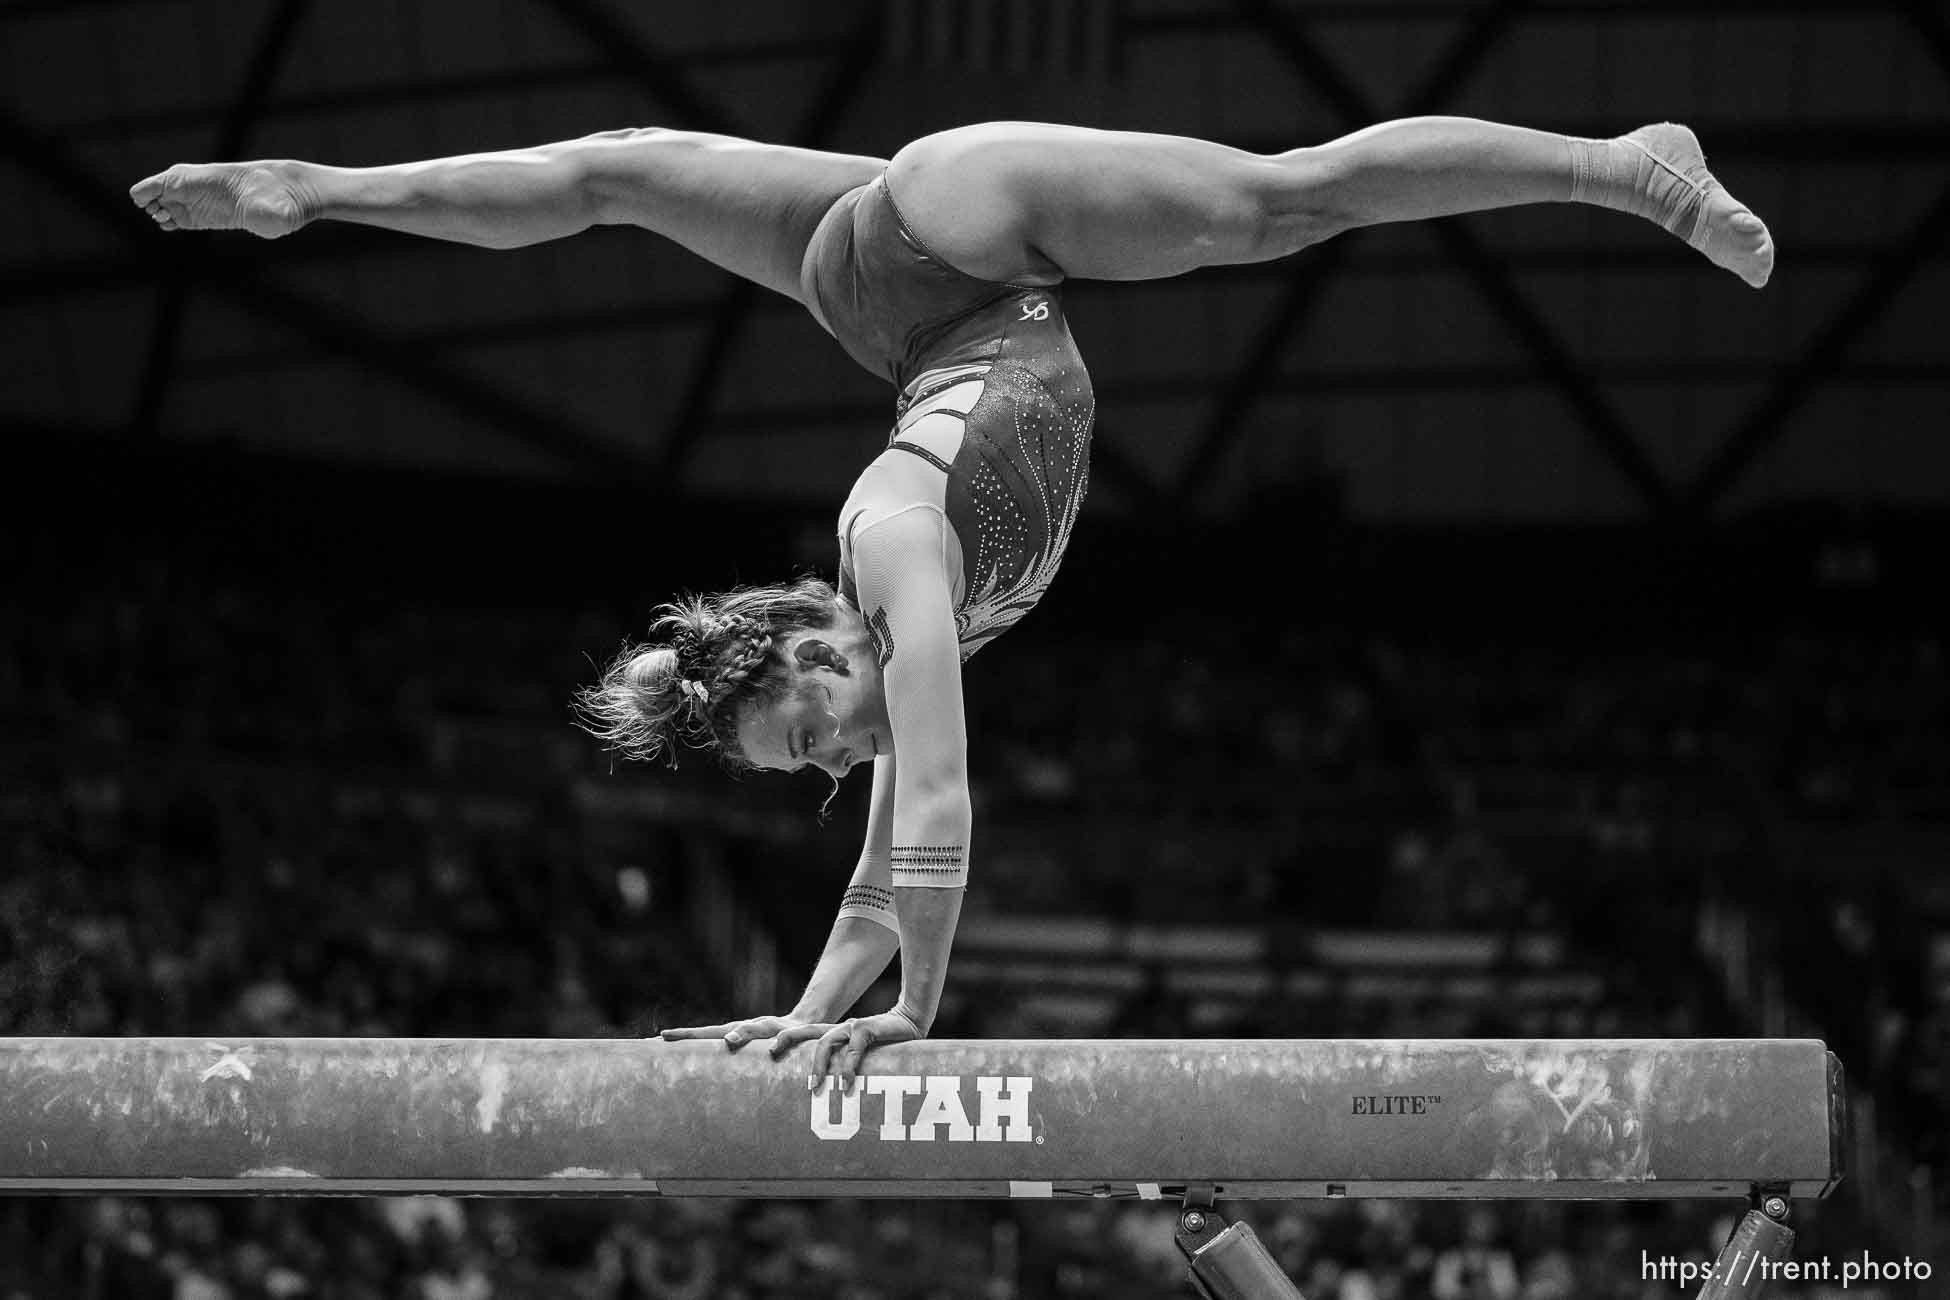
[{"x1": 132, "y1": 117, "x2": 1772, "y2": 1086}]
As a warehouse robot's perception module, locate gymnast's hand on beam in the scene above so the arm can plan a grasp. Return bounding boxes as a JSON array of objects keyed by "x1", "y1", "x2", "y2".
[
  {"x1": 657, "y1": 1014, "x2": 826, "y2": 1059},
  {"x1": 809, "y1": 1012, "x2": 921, "y2": 1090}
]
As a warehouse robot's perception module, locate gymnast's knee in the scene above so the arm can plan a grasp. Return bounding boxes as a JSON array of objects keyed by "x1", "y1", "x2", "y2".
[{"x1": 1246, "y1": 149, "x2": 1358, "y2": 258}]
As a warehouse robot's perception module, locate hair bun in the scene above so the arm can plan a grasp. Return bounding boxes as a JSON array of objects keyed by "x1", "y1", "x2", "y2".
[{"x1": 624, "y1": 647, "x2": 676, "y2": 695}]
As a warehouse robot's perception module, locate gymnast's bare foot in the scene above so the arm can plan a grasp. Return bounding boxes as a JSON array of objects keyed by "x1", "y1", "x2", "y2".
[{"x1": 128, "y1": 161, "x2": 314, "y2": 239}]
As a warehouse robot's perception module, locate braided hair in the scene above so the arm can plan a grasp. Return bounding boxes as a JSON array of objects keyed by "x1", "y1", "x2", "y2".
[{"x1": 576, "y1": 576, "x2": 837, "y2": 768}]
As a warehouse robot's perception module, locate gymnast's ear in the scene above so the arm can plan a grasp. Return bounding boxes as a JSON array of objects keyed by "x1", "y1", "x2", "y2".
[{"x1": 792, "y1": 637, "x2": 849, "y2": 674}]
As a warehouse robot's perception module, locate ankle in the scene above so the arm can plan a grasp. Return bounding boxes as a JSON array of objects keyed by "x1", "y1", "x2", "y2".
[
  {"x1": 267, "y1": 160, "x2": 323, "y2": 228},
  {"x1": 1564, "y1": 135, "x2": 1622, "y2": 207}
]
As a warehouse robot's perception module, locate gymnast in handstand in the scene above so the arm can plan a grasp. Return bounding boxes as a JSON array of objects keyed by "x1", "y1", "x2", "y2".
[{"x1": 133, "y1": 117, "x2": 1771, "y2": 1085}]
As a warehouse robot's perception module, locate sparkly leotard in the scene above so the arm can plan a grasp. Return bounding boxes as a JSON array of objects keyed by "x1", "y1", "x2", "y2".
[{"x1": 800, "y1": 174, "x2": 1095, "y2": 659}]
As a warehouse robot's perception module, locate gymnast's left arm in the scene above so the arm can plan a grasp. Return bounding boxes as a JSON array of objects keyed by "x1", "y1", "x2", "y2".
[{"x1": 810, "y1": 507, "x2": 970, "y2": 1088}]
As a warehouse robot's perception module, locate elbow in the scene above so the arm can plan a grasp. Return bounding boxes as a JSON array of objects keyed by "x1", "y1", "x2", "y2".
[
  {"x1": 896, "y1": 766, "x2": 970, "y2": 827},
  {"x1": 910, "y1": 783, "x2": 972, "y2": 830}
]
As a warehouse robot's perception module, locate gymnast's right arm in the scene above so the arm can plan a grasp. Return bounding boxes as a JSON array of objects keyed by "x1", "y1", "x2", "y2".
[{"x1": 129, "y1": 132, "x2": 665, "y2": 249}]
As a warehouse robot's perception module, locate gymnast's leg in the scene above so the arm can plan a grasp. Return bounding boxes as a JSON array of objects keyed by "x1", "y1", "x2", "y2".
[
  {"x1": 129, "y1": 129, "x2": 886, "y2": 305},
  {"x1": 887, "y1": 118, "x2": 1772, "y2": 289}
]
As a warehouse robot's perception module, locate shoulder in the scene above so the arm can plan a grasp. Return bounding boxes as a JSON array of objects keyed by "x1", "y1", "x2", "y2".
[
  {"x1": 841, "y1": 448, "x2": 947, "y2": 543},
  {"x1": 852, "y1": 502, "x2": 951, "y2": 563}
]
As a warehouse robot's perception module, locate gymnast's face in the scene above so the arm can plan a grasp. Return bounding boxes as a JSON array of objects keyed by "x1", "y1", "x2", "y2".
[{"x1": 735, "y1": 627, "x2": 889, "y2": 779}]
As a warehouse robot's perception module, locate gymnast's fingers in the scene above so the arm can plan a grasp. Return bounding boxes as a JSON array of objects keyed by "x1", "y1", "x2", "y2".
[
  {"x1": 720, "y1": 1017, "x2": 793, "y2": 1048},
  {"x1": 657, "y1": 1021, "x2": 734, "y2": 1041},
  {"x1": 768, "y1": 1022, "x2": 829, "y2": 1060},
  {"x1": 659, "y1": 1018, "x2": 782, "y2": 1047},
  {"x1": 834, "y1": 1022, "x2": 879, "y2": 1091},
  {"x1": 810, "y1": 1021, "x2": 855, "y2": 1081}
]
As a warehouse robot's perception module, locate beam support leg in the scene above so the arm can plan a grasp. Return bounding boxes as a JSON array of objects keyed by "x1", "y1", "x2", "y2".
[
  {"x1": 1697, "y1": 1190, "x2": 1795, "y2": 1300},
  {"x1": 1174, "y1": 1187, "x2": 1308, "y2": 1300}
]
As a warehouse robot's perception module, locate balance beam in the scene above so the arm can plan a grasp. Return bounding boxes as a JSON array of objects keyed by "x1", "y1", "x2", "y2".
[{"x1": 0, "y1": 1038, "x2": 1842, "y2": 1199}]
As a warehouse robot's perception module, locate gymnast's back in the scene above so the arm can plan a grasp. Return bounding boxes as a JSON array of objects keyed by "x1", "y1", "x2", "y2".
[{"x1": 800, "y1": 173, "x2": 1097, "y2": 660}]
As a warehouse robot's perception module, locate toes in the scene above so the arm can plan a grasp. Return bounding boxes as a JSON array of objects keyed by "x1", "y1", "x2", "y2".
[{"x1": 1743, "y1": 245, "x2": 1773, "y2": 289}]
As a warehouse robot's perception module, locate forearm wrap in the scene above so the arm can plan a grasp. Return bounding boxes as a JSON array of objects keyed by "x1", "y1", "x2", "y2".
[
  {"x1": 836, "y1": 883, "x2": 901, "y2": 936},
  {"x1": 889, "y1": 844, "x2": 968, "y2": 889}
]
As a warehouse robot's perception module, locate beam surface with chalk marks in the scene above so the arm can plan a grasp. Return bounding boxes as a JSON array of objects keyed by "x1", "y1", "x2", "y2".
[{"x1": 0, "y1": 1038, "x2": 1843, "y2": 1198}]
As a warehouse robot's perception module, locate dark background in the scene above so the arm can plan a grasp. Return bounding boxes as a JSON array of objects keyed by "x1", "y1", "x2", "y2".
[{"x1": 3, "y1": 1, "x2": 1948, "y2": 1297}]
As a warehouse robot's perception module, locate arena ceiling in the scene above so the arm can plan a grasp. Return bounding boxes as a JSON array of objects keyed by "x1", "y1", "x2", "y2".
[{"x1": 3, "y1": 0, "x2": 1947, "y2": 523}]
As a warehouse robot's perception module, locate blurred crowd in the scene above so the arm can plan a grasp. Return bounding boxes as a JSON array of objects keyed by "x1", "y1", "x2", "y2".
[
  {"x1": 0, "y1": 1186, "x2": 1895, "y2": 1300},
  {"x1": 3, "y1": 531, "x2": 1945, "y2": 1298}
]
